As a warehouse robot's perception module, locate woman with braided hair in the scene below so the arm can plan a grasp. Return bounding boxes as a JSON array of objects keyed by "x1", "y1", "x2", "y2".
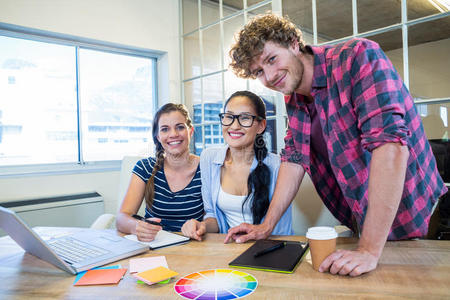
[
  {"x1": 181, "y1": 91, "x2": 292, "y2": 241},
  {"x1": 117, "y1": 103, "x2": 204, "y2": 242}
]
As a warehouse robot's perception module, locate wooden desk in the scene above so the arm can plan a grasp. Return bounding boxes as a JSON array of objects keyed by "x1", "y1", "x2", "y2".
[{"x1": 0, "y1": 228, "x2": 449, "y2": 299}]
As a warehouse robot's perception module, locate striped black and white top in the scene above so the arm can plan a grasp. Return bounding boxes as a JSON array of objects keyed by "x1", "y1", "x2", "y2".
[{"x1": 132, "y1": 157, "x2": 204, "y2": 232}]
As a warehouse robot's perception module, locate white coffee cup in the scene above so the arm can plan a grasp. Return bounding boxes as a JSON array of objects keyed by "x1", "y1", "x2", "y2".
[{"x1": 306, "y1": 226, "x2": 338, "y2": 271}]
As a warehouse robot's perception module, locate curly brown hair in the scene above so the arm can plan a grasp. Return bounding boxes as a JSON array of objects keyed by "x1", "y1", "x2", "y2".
[{"x1": 229, "y1": 13, "x2": 306, "y2": 79}]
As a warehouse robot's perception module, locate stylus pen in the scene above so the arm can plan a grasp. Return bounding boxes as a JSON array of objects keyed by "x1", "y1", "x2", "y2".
[
  {"x1": 132, "y1": 214, "x2": 161, "y2": 226},
  {"x1": 254, "y1": 242, "x2": 286, "y2": 257}
]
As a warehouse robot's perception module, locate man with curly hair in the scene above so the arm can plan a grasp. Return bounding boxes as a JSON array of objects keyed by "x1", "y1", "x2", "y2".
[{"x1": 225, "y1": 13, "x2": 447, "y2": 276}]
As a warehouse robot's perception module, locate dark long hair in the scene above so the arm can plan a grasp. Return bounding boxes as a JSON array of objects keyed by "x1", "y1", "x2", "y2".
[
  {"x1": 224, "y1": 91, "x2": 270, "y2": 224},
  {"x1": 144, "y1": 103, "x2": 193, "y2": 208}
]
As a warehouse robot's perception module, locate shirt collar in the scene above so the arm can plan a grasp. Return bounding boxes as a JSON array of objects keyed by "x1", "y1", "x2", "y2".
[
  {"x1": 211, "y1": 145, "x2": 258, "y2": 169},
  {"x1": 284, "y1": 45, "x2": 329, "y2": 106},
  {"x1": 212, "y1": 145, "x2": 229, "y2": 165},
  {"x1": 307, "y1": 45, "x2": 328, "y2": 88}
]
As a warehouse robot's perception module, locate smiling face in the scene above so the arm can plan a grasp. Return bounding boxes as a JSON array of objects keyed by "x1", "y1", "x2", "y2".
[
  {"x1": 249, "y1": 41, "x2": 309, "y2": 96},
  {"x1": 222, "y1": 96, "x2": 266, "y2": 151},
  {"x1": 157, "y1": 111, "x2": 193, "y2": 156}
]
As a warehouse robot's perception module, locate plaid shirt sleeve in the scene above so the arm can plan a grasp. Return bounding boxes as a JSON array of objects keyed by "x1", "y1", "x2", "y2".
[
  {"x1": 350, "y1": 40, "x2": 410, "y2": 151},
  {"x1": 336, "y1": 39, "x2": 447, "y2": 239},
  {"x1": 280, "y1": 126, "x2": 297, "y2": 162},
  {"x1": 280, "y1": 94, "x2": 305, "y2": 165}
]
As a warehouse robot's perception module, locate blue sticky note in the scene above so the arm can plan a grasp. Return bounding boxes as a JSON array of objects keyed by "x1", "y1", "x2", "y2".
[{"x1": 73, "y1": 265, "x2": 121, "y2": 284}]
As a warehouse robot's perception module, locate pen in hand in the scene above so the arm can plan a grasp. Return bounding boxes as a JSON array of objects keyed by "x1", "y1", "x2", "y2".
[
  {"x1": 254, "y1": 242, "x2": 286, "y2": 257},
  {"x1": 132, "y1": 214, "x2": 162, "y2": 226}
]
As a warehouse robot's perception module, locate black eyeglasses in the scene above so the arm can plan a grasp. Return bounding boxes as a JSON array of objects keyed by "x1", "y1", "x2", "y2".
[{"x1": 218, "y1": 113, "x2": 263, "y2": 128}]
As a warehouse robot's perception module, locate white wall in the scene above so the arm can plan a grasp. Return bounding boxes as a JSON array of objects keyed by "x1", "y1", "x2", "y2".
[
  {"x1": 0, "y1": 0, "x2": 180, "y2": 218},
  {"x1": 291, "y1": 174, "x2": 340, "y2": 235},
  {"x1": 0, "y1": 0, "x2": 180, "y2": 104},
  {"x1": 384, "y1": 38, "x2": 450, "y2": 100}
]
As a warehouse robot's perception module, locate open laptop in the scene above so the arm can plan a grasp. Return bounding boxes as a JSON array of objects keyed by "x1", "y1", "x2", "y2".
[{"x1": 0, "y1": 206, "x2": 148, "y2": 274}]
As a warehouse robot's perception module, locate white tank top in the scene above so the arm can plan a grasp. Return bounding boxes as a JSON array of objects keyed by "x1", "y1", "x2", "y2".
[{"x1": 217, "y1": 186, "x2": 253, "y2": 228}]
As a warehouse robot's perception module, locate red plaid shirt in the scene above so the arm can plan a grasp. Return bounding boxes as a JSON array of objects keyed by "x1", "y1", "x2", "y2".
[{"x1": 281, "y1": 38, "x2": 447, "y2": 240}]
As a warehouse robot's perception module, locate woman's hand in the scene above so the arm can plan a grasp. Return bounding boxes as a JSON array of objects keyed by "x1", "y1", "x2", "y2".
[
  {"x1": 181, "y1": 219, "x2": 207, "y2": 241},
  {"x1": 135, "y1": 217, "x2": 162, "y2": 242}
]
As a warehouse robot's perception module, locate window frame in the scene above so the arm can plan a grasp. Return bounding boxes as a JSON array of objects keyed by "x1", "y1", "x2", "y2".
[
  {"x1": 0, "y1": 22, "x2": 161, "y2": 177},
  {"x1": 311, "y1": 0, "x2": 450, "y2": 123},
  {"x1": 180, "y1": 0, "x2": 285, "y2": 155},
  {"x1": 181, "y1": 0, "x2": 450, "y2": 155}
]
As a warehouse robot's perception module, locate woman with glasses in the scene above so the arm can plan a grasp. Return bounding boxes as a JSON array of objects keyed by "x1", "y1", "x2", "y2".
[
  {"x1": 181, "y1": 91, "x2": 292, "y2": 241},
  {"x1": 116, "y1": 103, "x2": 204, "y2": 242}
]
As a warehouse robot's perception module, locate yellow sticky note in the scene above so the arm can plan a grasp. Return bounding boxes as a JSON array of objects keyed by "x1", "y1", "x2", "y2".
[{"x1": 133, "y1": 266, "x2": 178, "y2": 285}]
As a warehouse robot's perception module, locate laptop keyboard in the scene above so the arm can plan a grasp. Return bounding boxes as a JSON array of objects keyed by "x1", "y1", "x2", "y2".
[{"x1": 47, "y1": 237, "x2": 109, "y2": 264}]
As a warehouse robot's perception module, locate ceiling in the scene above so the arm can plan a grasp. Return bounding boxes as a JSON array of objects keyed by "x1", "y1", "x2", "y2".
[{"x1": 219, "y1": 0, "x2": 450, "y2": 51}]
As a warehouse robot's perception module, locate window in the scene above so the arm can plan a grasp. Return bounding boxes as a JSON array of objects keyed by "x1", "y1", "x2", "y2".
[
  {"x1": 0, "y1": 26, "x2": 158, "y2": 171},
  {"x1": 0, "y1": 36, "x2": 78, "y2": 165},
  {"x1": 182, "y1": 1, "x2": 449, "y2": 183},
  {"x1": 79, "y1": 49, "x2": 154, "y2": 162},
  {"x1": 182, "y1": 0, "x2": 285, "y2": 155},
  {"x1": 282, "y1": 0, "x2": 449, "y2": 183}
]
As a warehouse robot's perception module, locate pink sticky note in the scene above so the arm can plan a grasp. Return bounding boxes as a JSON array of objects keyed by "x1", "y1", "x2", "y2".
[
  {"x1": 129, "y1": 256, "x2": 168, "y2": 274},
  {"x1": 74, "y1": 268, "x2": 127, "y2": 286}
]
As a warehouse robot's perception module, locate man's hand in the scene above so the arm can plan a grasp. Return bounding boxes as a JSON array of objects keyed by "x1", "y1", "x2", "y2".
[
  {"x1": 318, "y1": 142, "x2": 407, "y2": 276},
  {"x1": 224, "y1": 222, "x2": 272, "y2": 243},
  {"x1": 319, "y1": 248, "x2": 379, "y2": 276},
  {"x1": 181, "y1": 219, "x2": 207, "y2": 241}
]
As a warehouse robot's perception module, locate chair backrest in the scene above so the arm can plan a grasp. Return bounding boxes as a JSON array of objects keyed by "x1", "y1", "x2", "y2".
[
  {"x1": 117, "y1": 156, "x2": 146, "y2": 216},
  {"x1": 291, "y1": 173, "x2": 341, "y2": 235}
]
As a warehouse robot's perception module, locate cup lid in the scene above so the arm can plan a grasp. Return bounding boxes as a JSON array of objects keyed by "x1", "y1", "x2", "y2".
[{"x1": 306, "y1": 226, "x2": 338, "y2": 240}]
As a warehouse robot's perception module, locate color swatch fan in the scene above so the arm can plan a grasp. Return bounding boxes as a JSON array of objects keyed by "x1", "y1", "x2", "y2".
[{"x1": 174, "y1": 269, "x2": 257, "y2": 299}]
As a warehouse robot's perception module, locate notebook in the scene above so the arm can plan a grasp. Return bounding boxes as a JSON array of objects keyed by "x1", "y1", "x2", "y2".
[
  {"x1": 0, "y1": 206, "x2": 148, "y2": 275},
  {"x1": 124, "y1": 230, "x2": 189, "y2": 250},
  {"x1": 229, "y1": 239, "x2": 309, "y2": 273}
]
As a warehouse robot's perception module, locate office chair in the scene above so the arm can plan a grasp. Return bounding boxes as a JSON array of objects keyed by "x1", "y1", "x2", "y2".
[{"x1": 90, "y1": 156, "x2": 145, "y2": 229}]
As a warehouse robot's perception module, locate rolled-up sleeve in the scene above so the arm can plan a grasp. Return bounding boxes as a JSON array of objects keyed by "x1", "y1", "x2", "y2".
[
  {"x1": 350, "y1": 40, "x2": 410, "y2": 152},
  {"x1": 280, "y1": 95, "x2": 305, "y2": 164},
  {"x1": 280, "y1": 126, "x2": 302, "y2": 163}
]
